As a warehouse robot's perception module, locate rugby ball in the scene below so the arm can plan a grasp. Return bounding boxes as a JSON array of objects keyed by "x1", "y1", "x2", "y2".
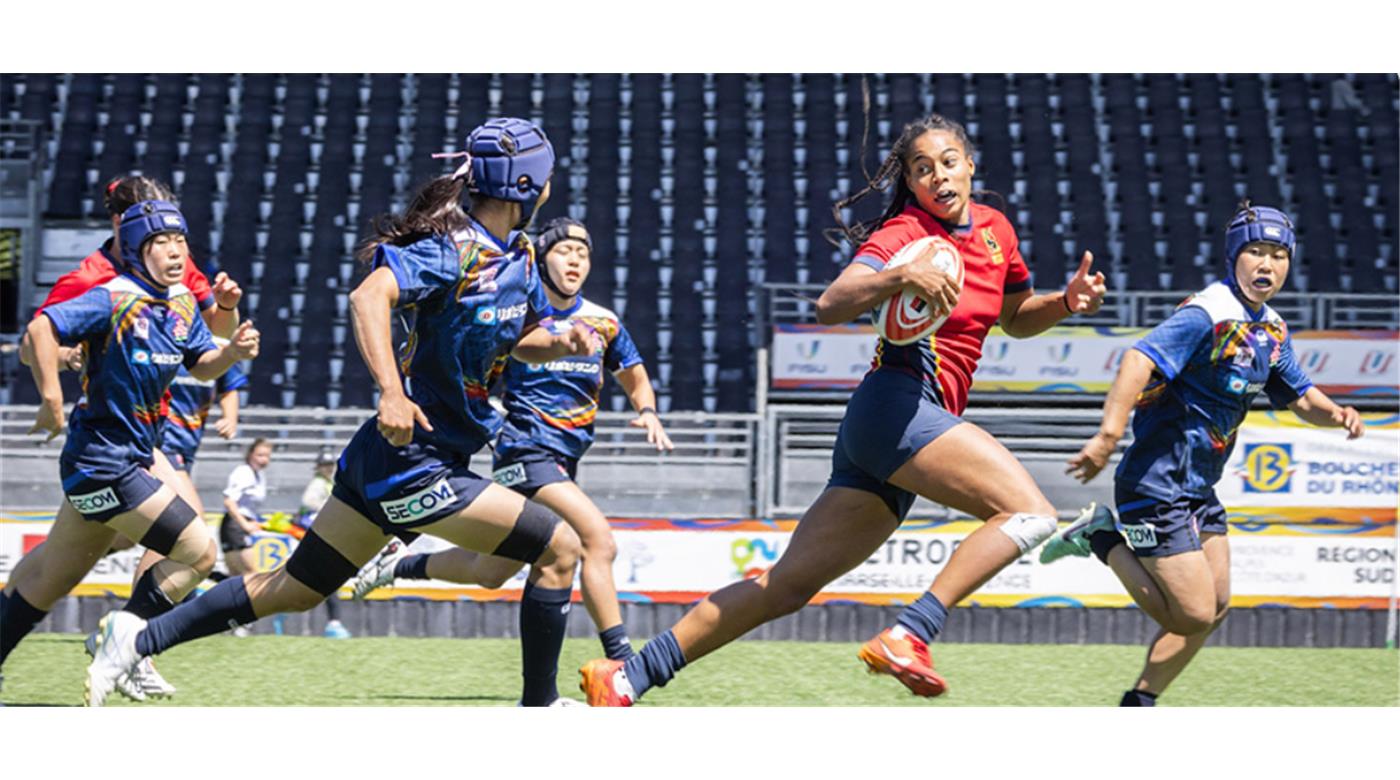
[{"x1": 873, "y1": 235, "x2": 965, "y2": 345}]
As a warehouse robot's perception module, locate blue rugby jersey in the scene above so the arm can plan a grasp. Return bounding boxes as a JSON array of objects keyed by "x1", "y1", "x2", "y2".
[
  {"x1": 1116, "y1": 282, "x2": 1313, "y2": 501},
  {"x1": 373, "y1": 219, "x2": 549, "y2": 457},
  {"x1": 41, "y1": 274, "x2": 217, "y2": 476},
  {"x1": 496, "y1": 297, "x2": 644, "y2": 462},
  {"x1": 161, "y1": 362, "x2": 249, "y2": 460}
]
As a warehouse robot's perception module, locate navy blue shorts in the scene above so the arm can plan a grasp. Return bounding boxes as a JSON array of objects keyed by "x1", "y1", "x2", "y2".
[
  {"x1": 1114, "y1": 487, "x2": 1229, "y2": 558},
  {"x1": 331, "y1": 418, "x2": 494, "y2": 535},
  {"x1": 826, "y1": 370, "x2": 964, "y2": 521},
  {"x1": 60, "y1": 460, "x2": 163, "y2": 523},
  {"x1": 492, "y1": 444, "x2": 577, "y2": 499}
]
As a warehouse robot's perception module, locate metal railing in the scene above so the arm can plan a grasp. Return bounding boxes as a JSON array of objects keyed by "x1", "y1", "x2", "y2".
[
  {"x1": 759, "y1": 283, "x2": 1400, "y2": 333},
  {"x1": 759, "y1": 404, "x2": 1133, "y2": 518},
  {"x1": 0, "y1": 406, "x2": 762, "y2": 517}
]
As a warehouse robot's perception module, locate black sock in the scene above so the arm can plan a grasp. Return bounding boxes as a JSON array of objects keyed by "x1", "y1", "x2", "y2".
[
  {"x1": 1, "y1": 590, "x2": 48, "y2": 666},
  {"x1": 518, "y1": 581, "x2": 572, "y2": 706},
  {"x1": 1089, "y1": 529, "x2": 1125, "y2": 565},
  {"x1": 599, "y1": 624, "x2": 635, "y2": 661},
  {"x1": 1120, "y1": 689, "x2": 1158, "y2": 707},
  {"x1": 136, "y1": 576, "x2": 258, "y2": 657},
  {"x1": 393, "y1": 554, "x2": 433, "y2": 581},
  {"x1": 122, "y1": 568, "x2": 177, "y2": 620},
  {"x1": 324, "y1": 597, "x2": 341, "y2": 621}
]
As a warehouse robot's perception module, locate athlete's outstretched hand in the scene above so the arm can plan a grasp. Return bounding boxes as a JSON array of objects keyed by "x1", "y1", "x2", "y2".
[
  {"x1": 1066, "y1": 431, "x2": 1119, "y2": 484},
  {"x1": 562, "y1": 321, "x2": 600, "y2": 356},
  {"x1": 212, "y1": 271, "x2": 243, "y2": 311},
  {"x1": 901, "y1": 242, "x2": 961, "y2": 319},
  {"x1": 630, "y1": 410, "x2": 675, "y2": 452},
  {"x1": 377, "y1": 391, "x2": 433, "y2": 447},
  {"x1": 1333, "y1": 405, "x2": 1365, "y2": 439},
  {"x1": 29, "y1": 397, "x2": 65, "y2": 443},
  {"x1": 1064, "y1": 252, "x2": 1107, "y2": 315},
  {"x1": 62, "y1": 346, "x2": 85, "y2": 373},
  {"x1": 228, "y1": 320, "x2": 261, "y2": 361},
  {"x1": 214, "y1": 415, "x2": 238, "y2": 439}
]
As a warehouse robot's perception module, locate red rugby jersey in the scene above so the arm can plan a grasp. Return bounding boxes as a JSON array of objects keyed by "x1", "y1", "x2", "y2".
[
  {"x1": 854, "y1": 203, "x2": 1031, "y2": 415},
  {"x1": 36, "y1": 241, "x2": 215, "y2": 315}
]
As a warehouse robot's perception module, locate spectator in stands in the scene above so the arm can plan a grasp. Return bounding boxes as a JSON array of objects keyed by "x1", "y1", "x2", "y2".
[
  {"x1": 580, "y1": 112, "x2": 1109, "y2": 706},
  {"x1": 220, "y1": 438, "x2": 273, "y2": 583},
  {"x1": 86, "y1": 117, "x2": 590, "y2": 708},
  {"x1": 9, "y1": 175, "x2": 248, "y2": 699},
  {"x1": 1048, "y1": 201, "x2": 1365, "y2": 706},
  {"x1": 3, "y1": 199, "x2": 258, "y2": 706},
  {"x1": 350, "y1": 215, "x2": 673, "y2": 668},
  {"x1": 296, "y1": 450, "x2": 351, "y2": 639}
]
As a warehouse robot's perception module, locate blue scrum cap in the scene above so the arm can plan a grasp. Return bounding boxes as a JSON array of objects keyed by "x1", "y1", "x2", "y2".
[
  {"x1": 1224, "y1": 203, "x2": 1296, "y2": 280},
  {"x1": 465, "y1": 118, "x2": 555, "y2": 228},
  {"x1": 119, "y1": 200, "x2": 188, "y2": 268}
]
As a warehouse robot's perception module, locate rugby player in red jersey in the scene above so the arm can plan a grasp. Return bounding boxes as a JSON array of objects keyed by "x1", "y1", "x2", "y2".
[
  {"x1": 3, "y1": 176, "x2": 245, "y2": 699},
  {"x1": 581, "y1": 113, "x2": 1108, "y2": 705}
]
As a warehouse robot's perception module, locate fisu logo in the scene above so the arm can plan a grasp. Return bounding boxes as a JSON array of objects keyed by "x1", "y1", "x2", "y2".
[
  {"x1": 1358, "y1": 351, "x2": 1394, "y2": 377},
  {"x1": 1299, "y1": 350, "x2": 1329, "y2": 373}
]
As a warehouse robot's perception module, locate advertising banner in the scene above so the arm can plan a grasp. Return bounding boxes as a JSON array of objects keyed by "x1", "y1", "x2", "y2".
[
  {"x1": 5, "y1": 509, "x2": 1392, "y2": 609},
  {"x1": 771, "y1": 325, "x2": 1399, "y2": 395},
  {"x1": 1218, "y1": 411, "x2": 1399, "y2": 508}
]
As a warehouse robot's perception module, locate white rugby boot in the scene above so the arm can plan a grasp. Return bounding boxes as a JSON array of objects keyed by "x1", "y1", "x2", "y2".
[{"x1": 85, "y1": 610, "x2": 147, "y2": 707}]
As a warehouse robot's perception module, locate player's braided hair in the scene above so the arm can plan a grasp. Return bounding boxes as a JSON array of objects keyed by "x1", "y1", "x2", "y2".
[
  {"x1": 823, "y1": 75, "x2": 980, "y2": 249},
  {"x1": 356, "y1": 175, "x2": 472, "y2": 263},
  {"x1": 102, "y1": 175, "x2": 175, "y2": 217},
  {"x1": 826, "y1": 112, "x2": 978, "y2": 249}
]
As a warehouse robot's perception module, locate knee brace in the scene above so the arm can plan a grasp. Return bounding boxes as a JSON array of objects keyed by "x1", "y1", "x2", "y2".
[
  {"x1": 138, "y1": 496, "x2": 199, "y2": 556},
  {"x1": 491, "y1": 502, "x2": 560, "y2": 565},
  {"x1": 998, "y1": 512, "x2": 1059, "y2": 554},
  {"x1": 284, "y1": 529, "x2": 359, "y2": 598}
]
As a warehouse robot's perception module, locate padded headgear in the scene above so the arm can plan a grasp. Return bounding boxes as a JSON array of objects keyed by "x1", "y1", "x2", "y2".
[
  {"x1": 465, "y1": 118, "x2": 555, "y2": 229},
  {"x1": 119, "y1": 199, "x2": 188, "y2": 270},
  {"x1": 1224, "y1": 203, "x2": 1295, "y2": 287},
  {"x1": 533, "y1": 216, "x2": 592, "y2": 296}
]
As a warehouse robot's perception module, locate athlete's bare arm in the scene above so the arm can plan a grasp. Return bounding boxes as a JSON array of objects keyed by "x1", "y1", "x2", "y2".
[
  {"x1": 1289, "y1": 386, "x2": 1364, "y2": 439},
  {"x1": 1067, "y1": 348, "x2": 1156, "y2": 483},
  {"x1": 816, "y1": 248, "x2": 959, "y2": 325},
  {"x1": 25, "y1": 315, "x2": 66, "y2": 441},
  {"x1": 349, "y1": 266, "x2": 431, "y2": 446},
  {"x1": 615, "y1": 363, "x2": 674, "y2": 451},
  {"x1": 189, "y1": 321, "x2": 260, "y2": 382},
  {"x1": 1000, "y1": 251, "x2": 1106, "y2": 338}
]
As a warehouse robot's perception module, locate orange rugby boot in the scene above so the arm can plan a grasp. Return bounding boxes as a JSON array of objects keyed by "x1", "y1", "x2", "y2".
[
  {"x1": 579, "y1": 658, "x2": 636, "y2": 707},
  {"x1": 857, "y1": 625, "x2": 948, "y2": 697}
]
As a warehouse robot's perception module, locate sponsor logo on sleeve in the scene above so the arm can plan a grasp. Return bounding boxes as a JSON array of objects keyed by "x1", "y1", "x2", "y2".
[
  {"x1": 379, "y1": 478, "x2": 458, "y2": 524},
  {"x1": 68, "y1": 487, "x2": 121, "y2": 515}
]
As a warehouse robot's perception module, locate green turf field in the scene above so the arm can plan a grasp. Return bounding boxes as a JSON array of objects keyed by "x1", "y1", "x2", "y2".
[{"x1": 2, "y1": 633, "x2": 1396, "y2": 706}]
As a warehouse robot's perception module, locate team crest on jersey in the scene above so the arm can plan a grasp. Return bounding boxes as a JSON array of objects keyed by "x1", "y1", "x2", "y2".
[
  {"x1": 134, "y1": 317, "x2": 150, "y2": 340},
  {"x1": 981, "y1": 228, "x2": 1004, "y2": 265}
]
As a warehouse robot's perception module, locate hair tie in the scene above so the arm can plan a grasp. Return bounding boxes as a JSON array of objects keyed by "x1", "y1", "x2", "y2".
[{"x1": 432, "y1": 151, "x2": 473, "y2": 181}]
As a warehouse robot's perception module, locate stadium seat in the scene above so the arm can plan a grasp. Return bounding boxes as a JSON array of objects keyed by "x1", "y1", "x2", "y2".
[{"x1": 9, "y1": 72, "x2": 1397, "y2": 414}]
